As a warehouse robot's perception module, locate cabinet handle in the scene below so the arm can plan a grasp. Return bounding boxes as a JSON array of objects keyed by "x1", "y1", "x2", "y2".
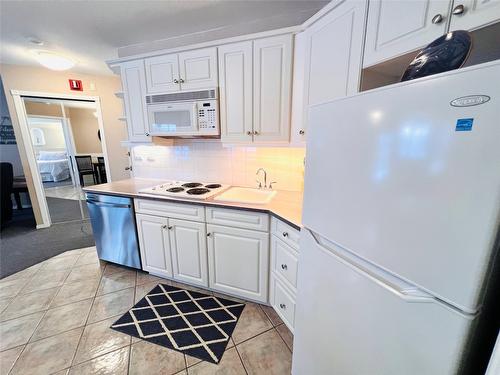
[
  {"x1": 173, "y1": 79, "x2": 179, "y2": 84},
  {"x1": 207, "y1": 232, "x2": 211, "y2": 237},
  {"x1": 145, "y1": 132, "x2": 150, "y2": 136},
  {"x1": 168, "y1": 226, "x2": 173, "y2": 230},
  {"x1": 179, "y1": 78, "x2": 185, "y2": 83},
  {"x1": 299, "y1": 129, "x2": 305, "y2": 135},
  {"x1": 282, "y1": 232, "x2": 289, "y2": 238},
  {"x1": 281, "y1": 264, "x2": 288, "y2": 270},
  {"x1": 431, "y1": 14, "x2": 443, "y2": 24},
  {"x1": 125, "y1": 166, "x2": 133, "y2": 171},
  {"x1": 162, "y1": 224, "x2": 167, "y2": 229},
  {"x1": 253, "y1": 130, "x2": 259, "y2": 135},
  {"x1": 247, "y1": 131, "x2": 253, "y2": 136},
  {"x1": 452, "y1": 4, "x2": 465, "y2": 15},
  {"x1": 279, "y1": 303, "x2": 286, "y2": 309}
]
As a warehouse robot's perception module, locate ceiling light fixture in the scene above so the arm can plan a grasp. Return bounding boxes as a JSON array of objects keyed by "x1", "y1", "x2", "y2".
[{"x1": 34, "y1": 51, "x2": 75, "y2": 71}]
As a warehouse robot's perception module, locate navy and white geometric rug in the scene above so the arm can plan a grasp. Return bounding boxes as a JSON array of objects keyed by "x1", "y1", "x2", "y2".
[{"x1": 111, "y1": 283, "x2": 245, "y2": 364}]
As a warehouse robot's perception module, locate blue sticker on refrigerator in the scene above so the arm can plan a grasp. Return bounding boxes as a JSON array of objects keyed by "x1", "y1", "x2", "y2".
[{"x1": 455, "y1": 118, "x2": 473, "y2": 131}]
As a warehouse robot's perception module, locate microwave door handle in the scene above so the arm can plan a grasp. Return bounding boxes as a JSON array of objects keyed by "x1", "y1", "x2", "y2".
[{"x1": 192, "y1": 102, "x2": 199, "y2": 131}]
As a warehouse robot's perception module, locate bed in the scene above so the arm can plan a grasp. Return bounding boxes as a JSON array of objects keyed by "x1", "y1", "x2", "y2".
[{"x1": 37, "y1": 151, "x2": 71, "y2": 182}]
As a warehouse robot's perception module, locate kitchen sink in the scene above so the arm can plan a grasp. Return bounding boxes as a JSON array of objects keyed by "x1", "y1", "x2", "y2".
[{"x1": 213, "y1": 187, "x2": 277, "y2": 204}]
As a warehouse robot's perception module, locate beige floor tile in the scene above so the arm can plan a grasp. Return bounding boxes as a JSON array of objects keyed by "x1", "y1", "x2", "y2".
[
  {"x1": 50, "y1": 278, "x2": 100, "y2": 308},
  {"x1": 69, "y1": 346, "x2": 129, "y2": 375},
  {"x1": 276, "y1": 324, "x2": 293, "y2": 352},
  {"x1": 0, "y1": 263, "x2": 42, "y2": 283},
  {"x1": 171, "y1": 281, "x2": 211, "y2": 295},
  {"x1": 188, "y1": 347, "x2": 246, "y2": 374},
  {"x1": 231, "y1": 302, "x2": 273, "y2": 344},
  {"x1": 260, "y1": 305, "x2": 284, "y2": 326},
  {"x1": 52, "y1": 369, "x2": 70, "y2": 375},
  {"x1": 129, "y1": 340, "x2": 185, "y2": 375},
  {"x1": 135, "y1": 280, "x2": 163, "y2": 303},
  {"x1": 237, "y1": 329, "x2": 292, "y2": 375},
  {"x1": 31, "y1": 299, "x2": 93, "y2": 341},
  {"x1": 97, "y1": 269, "x2": 136, "y2": 296},
  {"x1": 136, "y1": 271, "x2": 165, "y2": 286},
  {"x1": 73, "y1": 316, "x2": 131, "y2": 365},
  {"x1": 0, "y1": 287, "x2": 59, "y2": 322},
  {"x1": 103, "y1": 263, "x2": 132, "y2": 276},
  {"x1": 0, "y1": 311, "x2": 44, "y2": 351},
  {"x1": 74, "y1": 251, "x2": 100, "y2": 267},
  {"x1": 66, "y1": 263, "x2": 103, "y2": 284},
  {"x1": 10, "y1": 327, "x2": 83, "y2": 375},
  {"x1": 0, "y1": 277, "x2": 29, "y2": 299},
  {"x1": 0, "y1": 345, "x2": 24, "y2": 375},
  {"x1": 212, "y1": 292, "x2": 246, "y2": 303},
  {"x1": 39, "y1": 254, "x2": 79, "y2": 272},
  {"x1": 0, "y1": 298, "x2": 12, "y2": 314},
  {"x1": 20, "y1": 269, "x2": 70, "y2": 294},
  {"x1": 87, "y1": 287, "x2": 134, "y2": 324}
]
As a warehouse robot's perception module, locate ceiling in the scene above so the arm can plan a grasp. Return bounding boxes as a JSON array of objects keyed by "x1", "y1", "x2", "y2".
[{"x1": 0, "y1": 0, "x2": 327, "y2": 76}]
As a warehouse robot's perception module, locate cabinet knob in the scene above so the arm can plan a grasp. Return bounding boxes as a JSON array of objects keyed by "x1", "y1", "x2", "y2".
[
  {"x1": 247, "y1": 131, "x2": 253, "y2": 136},
  {"x1": 281, "y1": 264, "x2": 288, "y2": 270},
  {"x1": 207, "y1": 232, "x2": 211, "y2": 237},
  {"x1": 431, "y1": 14, "x2": 444, "y2": 24},
  {"x1": 282, "y1": 232, "x2": 289, "y2": 238},
  {"x1": 145, "y1": 132, "x2": 150, "y2": 136},
  {"x1": 179, "y1": 78, "x2": 185, "y2": 83},
  {"x1": 173, "y1": 79, "x2": 179, "y2": 84},
  {"x1": 452, "y1": 4, "x2": 465, "y2": 15},
  {"x1": 299, "y1": 129, "x2": 305, "y2": 135},
  {"x1": 279, "y1": 303, "x2": 286, "y2": 309}
]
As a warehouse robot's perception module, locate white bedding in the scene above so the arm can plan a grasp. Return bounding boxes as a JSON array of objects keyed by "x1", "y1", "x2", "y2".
[{"x1": 37, "y1": 151, "x2": 71, "y2": 182}]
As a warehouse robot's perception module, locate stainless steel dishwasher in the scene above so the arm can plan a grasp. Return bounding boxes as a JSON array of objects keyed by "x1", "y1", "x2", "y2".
[{"x1": 86, "y1": 193, "x2": 142, "y2": 269}]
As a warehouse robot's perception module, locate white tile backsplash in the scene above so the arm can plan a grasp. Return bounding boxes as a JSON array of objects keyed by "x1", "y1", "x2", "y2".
[{"x1": 131, "y1": 140, "x2": 305, "y2": 191}]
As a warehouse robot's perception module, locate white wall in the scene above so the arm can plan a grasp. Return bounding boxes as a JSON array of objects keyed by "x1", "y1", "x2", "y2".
[{"x1": 131, "y1": 141, "x2": 306, "y2": 192}]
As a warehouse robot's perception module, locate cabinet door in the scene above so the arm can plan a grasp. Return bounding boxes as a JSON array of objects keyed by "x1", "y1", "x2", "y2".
[
  {"x1": 253, "y1": 35, "x2": 292, "y2": 143},
  {"x1": 144, "y1": 54, "x2": 180, "y2": 93},
  {"x1": 449, "y1": 0, "x2": 500, "y2": 31},
  {"x1": 169, "y1": 219, "x2": 208, "y2": 287},
  {"x1": 293, "y1": 1, "x2": 368, "y2": 144},
  {"x1": 364, "y1": 0, "x2": 451, "y2": 67},
  {"x1": 218, "y1": 41, "x2": 254, "y2": 143},
  {"x1": 120, "y1": 60, "x2": 151, "y2": 142},
  {"x1": 136, "y1": 214, "x2": 172, "y2": 278},
  {"x1": 178, "y1": 48, "x2": 218, "y2": 91},
  {"x1": 207, "y1": 224, "x2": 269, "y2": 302}
]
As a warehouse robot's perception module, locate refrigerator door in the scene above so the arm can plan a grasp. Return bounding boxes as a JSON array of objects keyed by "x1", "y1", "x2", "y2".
[
  {"x1": 303, "y1": 62, "x2": 500, "y2": 313},
  {"x1": 292, "y1": 229, "x2": 474, "y2": 375}
]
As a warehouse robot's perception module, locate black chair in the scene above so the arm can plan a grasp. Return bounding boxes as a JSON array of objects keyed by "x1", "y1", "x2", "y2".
[
  {"x1": 0, "y1": 162, "x2": 14, "y2": 226},
  {"x1": 75, "y1": 155, "x2": 96, "y2": 186},
  {"x1": 97, "y1": 156, "x2": 107, "y2": 183}
]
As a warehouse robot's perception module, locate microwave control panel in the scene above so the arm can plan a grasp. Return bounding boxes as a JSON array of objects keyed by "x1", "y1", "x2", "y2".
[{"x1": 197, "y1": 101, "x2": 218, "y2": 131}]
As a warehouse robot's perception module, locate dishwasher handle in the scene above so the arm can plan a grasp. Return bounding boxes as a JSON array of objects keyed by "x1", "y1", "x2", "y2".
[{"x1": 86, "y1": 199, "x2": 131, "y2": 209}]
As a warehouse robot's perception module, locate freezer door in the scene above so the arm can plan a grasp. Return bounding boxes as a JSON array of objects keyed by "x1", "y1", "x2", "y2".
[
  {"x1": 303, "y1": 62, "x2": 500, "y2": 313},
  {"x1": 292, "y1": 229, "x2": 474, "y2": 375}
]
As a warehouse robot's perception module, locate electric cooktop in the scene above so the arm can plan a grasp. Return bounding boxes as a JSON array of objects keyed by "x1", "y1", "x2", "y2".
[{"x1": 139, "y1": 181, "x2": 230, "y2": 200}]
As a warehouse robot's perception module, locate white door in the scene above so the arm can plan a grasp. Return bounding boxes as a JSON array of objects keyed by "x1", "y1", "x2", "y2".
[
  {"x1": 448, "y1": 0, "x2": 500, "y2": 31},
  {"x1": 218, "y1": 41, "x2": 254, "y2": 143},
  {"x1": 363, "y1": 0, "x2": 451, "y2": 67},
  {"x1": 253, "y1": 34, "x2": 292, "y2": 143},
  {"x1": 178, "y1": 48, "x2": 218, "y2": 91},
  {"x1": 169, "y1": 218, "x2": 208, "y2": 287},
  {"x1": 120, "y1": 60, "x2": 151, "y2": 142},
  {"x1": 136, "y1": 214, "x2": 173, "y2": 278},
  {"x1": 292, "y1": 229, "x2": 473, "y2": 375},
  {"x1": 144, "y1": 54, "x2": 181, "y2": 93},
  {"x1": 207, "y1": 224, "x2": 269, "y2": 302},
  {"x1": 294, "y1": 0, "x2": 367, "y2": 143}
]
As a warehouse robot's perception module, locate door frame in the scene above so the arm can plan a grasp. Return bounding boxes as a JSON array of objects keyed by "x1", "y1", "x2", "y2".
[{"x1": 10, "y1": 90, "x2": 111, "y2": 229}]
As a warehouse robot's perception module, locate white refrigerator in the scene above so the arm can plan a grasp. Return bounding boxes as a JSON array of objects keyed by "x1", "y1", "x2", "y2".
[{"x1": 292, "y1": 61, "x2": 500, "y2": 375}]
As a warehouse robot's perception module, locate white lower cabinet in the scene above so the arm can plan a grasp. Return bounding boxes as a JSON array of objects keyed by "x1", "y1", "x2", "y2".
[
  {"x1": 169, "y1": 218, "x2": 208, "y2": 287},
  {"x1": 136, "y1": 213, "x2": 173, "y2": 278},
  {"x1": 207, "y1": 224, "x2": 269, "y2": 302},
  {"x1": 270, "y1": 276, "x2": 296, "y2": 333}
]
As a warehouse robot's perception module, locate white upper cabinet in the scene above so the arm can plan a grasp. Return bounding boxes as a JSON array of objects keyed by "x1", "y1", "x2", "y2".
[
  {"x1": 178, "y1": 47, "x2": 218, "y2": 91},
  {"x1": 120, "y1": 60, "x2": 151, "y2": 142},
  {"x1": 291, "y1": 1, "x2": 367, "y2": 145},
  {"x1": 218, "y1": 41, "x2": 254, "y2": 143},
  {"x1": 364, "y1": 0, "x2": 451, "y2": 67},
  {"x1": 144, "y1": 48, "x2": 217, "y2": 93},
  {"x1": 253, "y1": 34, "x2": 293, "y2": 143},
  {"x1": 448, "y1": 0, "x2": 500, "y2": 31},
  {"x1": 144, "y1": 54, "x2": 180, "y2": 93},
  {"x1": 169, "y1": 218, "x2": 209, "y2": 287}
]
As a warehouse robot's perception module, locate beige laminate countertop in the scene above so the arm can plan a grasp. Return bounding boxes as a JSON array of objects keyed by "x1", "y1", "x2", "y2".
[{"x1": 83, "y1": 178, "x2": 303, "y2": 230}]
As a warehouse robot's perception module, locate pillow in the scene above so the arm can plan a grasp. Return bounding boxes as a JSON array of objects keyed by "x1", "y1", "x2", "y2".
[{"x1": 38, "y1": 151, "x2": 67, "y2": 160}]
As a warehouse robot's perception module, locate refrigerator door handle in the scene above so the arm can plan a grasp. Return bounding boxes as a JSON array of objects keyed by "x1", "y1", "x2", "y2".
[{"x1": 309, "y1": 230, "x2": 436, "y2": 304}]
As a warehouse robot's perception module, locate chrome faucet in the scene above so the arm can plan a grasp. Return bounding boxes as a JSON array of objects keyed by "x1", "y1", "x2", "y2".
[{"x1": 256, "y1": 168, "x2": 267, "y2": 189}]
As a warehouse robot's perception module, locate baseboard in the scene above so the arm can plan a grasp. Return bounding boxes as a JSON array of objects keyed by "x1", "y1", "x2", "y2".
[{"x1": 36, "y1": 223, "x2": 51, "y2": 229}]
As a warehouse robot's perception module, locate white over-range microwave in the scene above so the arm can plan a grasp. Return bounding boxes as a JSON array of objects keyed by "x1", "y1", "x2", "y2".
[{"x1": 146, "y1": 89, "x2": 219, "y2": 138}]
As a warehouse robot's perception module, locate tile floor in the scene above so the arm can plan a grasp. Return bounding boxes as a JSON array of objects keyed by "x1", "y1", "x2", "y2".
[{"x1": 0, "y1": 246, "x2": 293, "y2": 374}]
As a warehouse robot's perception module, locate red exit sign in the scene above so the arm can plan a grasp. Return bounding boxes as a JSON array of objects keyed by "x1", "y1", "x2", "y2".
[{"x1": 69, "y1": 79, "x2": 83, "y2": 91}]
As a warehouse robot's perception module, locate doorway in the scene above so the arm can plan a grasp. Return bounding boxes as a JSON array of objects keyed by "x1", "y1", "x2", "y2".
[{"x1": 11, "y1": 92, "x2": 110, "y2": 227}]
